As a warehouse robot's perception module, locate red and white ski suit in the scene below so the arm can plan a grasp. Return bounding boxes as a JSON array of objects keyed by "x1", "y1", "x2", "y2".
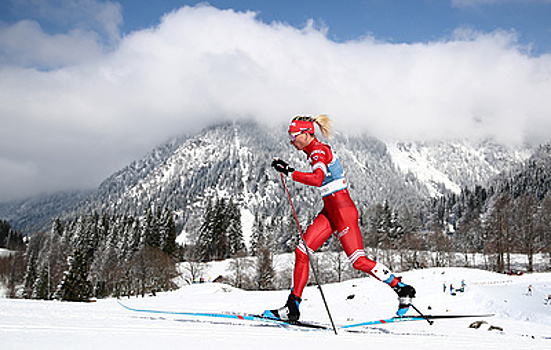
[{"x1": 290, "y1": 138, "x2": 400, "y2": 298}]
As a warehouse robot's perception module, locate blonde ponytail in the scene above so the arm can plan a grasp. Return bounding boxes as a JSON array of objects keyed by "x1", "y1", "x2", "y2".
[{"x1": 313, "y1": 114, "x2": 332, "y2": 139}]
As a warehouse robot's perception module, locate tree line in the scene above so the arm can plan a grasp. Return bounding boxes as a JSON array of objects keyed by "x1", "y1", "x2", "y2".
[
  {"x1": 2, "y1": 143, "x2": 550, "y2": 299},
  {"x1": 0, "y1": 220, "x2": 25, "y2": 250},
  {"x1": 3, "y1": 208, "x2": 179, "y2": 300}
]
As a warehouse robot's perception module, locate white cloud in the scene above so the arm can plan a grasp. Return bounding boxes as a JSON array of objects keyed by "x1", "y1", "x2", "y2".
[
  {"x1": 10, "y1": 0, "x2": 122, "y2": 43},
  {"x1": 0, "y1": 20, "x2": 105, "y2": 68},
  {"x1": 1, "y1": 4, "x2": 551, "y2": 201}
]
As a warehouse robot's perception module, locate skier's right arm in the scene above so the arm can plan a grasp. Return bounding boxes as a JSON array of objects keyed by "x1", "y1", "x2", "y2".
[{"x1": 292, "y1": 168, "x2": 324, "y2": 187}]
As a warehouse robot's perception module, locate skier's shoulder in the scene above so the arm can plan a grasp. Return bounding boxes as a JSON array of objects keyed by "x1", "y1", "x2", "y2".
[{"x1": 309, "y1": 139, "x2": 333, "y2": 163}]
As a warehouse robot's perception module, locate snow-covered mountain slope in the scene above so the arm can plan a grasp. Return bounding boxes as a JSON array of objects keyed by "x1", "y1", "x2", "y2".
[
  {"x1": 0, "y1": 121, "x2": 534, "y2": 235},
  {"x1": 387, "y1": 139, "x2": 531, "y2": 196}
]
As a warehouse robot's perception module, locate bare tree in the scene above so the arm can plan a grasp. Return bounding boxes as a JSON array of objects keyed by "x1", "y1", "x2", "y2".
[
  {"x1": 228, "y1": 253, "x2": 254, "y2": 289},
  {"x1": 514, "y1": 195, "x2": 541, "y2": 272},
  {"x1": 484, "y1": 194, "x2": 513, "y2": 272}
]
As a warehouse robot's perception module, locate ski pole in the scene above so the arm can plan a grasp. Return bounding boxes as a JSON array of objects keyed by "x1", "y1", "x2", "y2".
[
  {"x1": 410, "y1": 303, "x2": 434, "y2": 325},
  {"x1": 279, "y1": 173, "x2": 338, "y2": 335}
]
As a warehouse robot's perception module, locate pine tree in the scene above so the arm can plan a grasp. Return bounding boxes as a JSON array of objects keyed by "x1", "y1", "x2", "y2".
[
  {"x1": 255, "y1": 246, "x2": 275, "y2": 290},
  {"x1": 0, "y1": 220, "x2": 24, "y2": 250},
  {"x1": 128, "y1": 217, "x2": 142, "y2": 256},
  {"x1": 196, "y1": 198, "x2": 216, "y2": 261},
  {"x1": 52, "y1": 218, "x2": 64, "y2": 237},
  {"x1": 196, "y1": 197, "x2": 244, "y2": 261},
  {"x1": 276, "y1": 214, "x2": 299, "y2": 253},
  {"x1": 160, "y1": 208, "x2": 178, "y2": 257},
  {"x1": 211, "y1": 198, "x2": 229, "y2": 260},
  {"x1": 227, "y1": 199, "x2": 246, "y2": 257},
  {"x1": 142, "y1": 209, "x2": 160, "y2": 248},
  {"x1": 250, "y1": 211, "x2": 266, "y2": 256},
  {"x1": 22, "y1": 252, "x2": 37, "y2": 299},
  {"x1": 34, "y1": 264, "x2": 52, "y2": 300},
  {"x1": 0, "y1": 220, "x2": 25, "y2": 251},
  {"x1": 57, "y1": 248, "x2": 92, "y2": 302}
]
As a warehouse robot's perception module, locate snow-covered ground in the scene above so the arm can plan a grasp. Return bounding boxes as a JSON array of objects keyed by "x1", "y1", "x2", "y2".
[{"x1": 1, "y1": 267, "x2": 550, "y2": 350}]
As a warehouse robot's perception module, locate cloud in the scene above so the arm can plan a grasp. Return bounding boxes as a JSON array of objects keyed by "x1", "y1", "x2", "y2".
[
  {"x1": 0, "y1": 0, "x2": 122, "y2": 69},
  {"x1": 9, "y1": 0, "x2": 122, "y2": 43},
  {"x1": 451, "y1": 0, "x2": 551, "y2": 8},
  {"x1": 0, "y1": 20, "x2": 106, "y2": 68},
  {"x1": 1, "y1": 4, "x2": 551, "y2": 201}
]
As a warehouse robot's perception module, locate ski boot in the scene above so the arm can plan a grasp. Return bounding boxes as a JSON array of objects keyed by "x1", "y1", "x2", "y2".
[
  {"x1": 262, "y1": 293, "x2": 301, "y2": 321},
  {"x1": 392, "y1": 282, "x2": 416, "y2": 317}
]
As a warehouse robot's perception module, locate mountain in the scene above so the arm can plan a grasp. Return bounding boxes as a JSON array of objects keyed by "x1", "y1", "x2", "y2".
[
  {"x1": 387, "y1": 139, "x2": 532, "y2": 197},
  {"x1": 0, "y1": 190, "x2": 93, "y2": 235},
  {"x1": 490, "y1": 142, "x2": 551, "y2": 200},
  {"x1": 0, "y1": 120, "x2": 534, "y2": 238}
]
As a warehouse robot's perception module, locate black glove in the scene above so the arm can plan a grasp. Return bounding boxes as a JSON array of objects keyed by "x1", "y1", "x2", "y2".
[{"x1": 271, "y1": 158, "x2": 295, "y2": 176}]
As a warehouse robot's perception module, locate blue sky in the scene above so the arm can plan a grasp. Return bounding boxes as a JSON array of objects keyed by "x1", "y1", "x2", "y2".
[
  {"x1": 117, "y1": 0, "x2": 551, "y2": 53},
  {"x1": 3, "y1": 1, "x2": 551, "y2": 54},
  {"x1": 1, "y1": 0, "x2": 551, "y2": 201}
]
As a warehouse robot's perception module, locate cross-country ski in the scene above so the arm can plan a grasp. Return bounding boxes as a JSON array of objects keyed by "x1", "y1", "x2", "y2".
[
  {"x1": 118, "y1": 301, "x2": 328, "y2": 330},
  {"x1": 341, "y1": 313, "x2": 495, "y2": 329},
  {"x1": 119, "y1": 301, "x2": 494, "y2": 331}
]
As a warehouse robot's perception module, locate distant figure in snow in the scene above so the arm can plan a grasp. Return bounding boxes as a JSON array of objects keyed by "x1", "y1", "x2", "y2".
[
  {"x1": 263, "y1": 115, "x2": 416, "y2": 321},
  {"x1": 456, "y1": 279, "x2": 466, "y2": 293},
  {"x1": 527, "y1": 285, "x2": 533, "y2": 296}
]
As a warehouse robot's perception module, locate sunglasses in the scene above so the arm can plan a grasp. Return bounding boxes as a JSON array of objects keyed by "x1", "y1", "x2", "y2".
[{"x1": 288, "y1": 132, "x2": 302, "y2": 141}]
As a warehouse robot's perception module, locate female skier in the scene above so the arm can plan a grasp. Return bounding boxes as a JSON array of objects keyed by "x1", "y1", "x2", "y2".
[{"x1": 263, "y1": 115, "x2": 416, "y2": 321}]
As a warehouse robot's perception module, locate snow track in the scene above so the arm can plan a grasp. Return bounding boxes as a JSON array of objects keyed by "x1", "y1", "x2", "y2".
[{"x1": 1, "y1": 268, "x2": 550, "y2": 349}]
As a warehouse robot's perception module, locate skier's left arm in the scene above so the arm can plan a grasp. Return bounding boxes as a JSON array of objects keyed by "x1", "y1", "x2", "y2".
[{"x1": 291, "y1": 148, "x2": 329, "y2": 188}]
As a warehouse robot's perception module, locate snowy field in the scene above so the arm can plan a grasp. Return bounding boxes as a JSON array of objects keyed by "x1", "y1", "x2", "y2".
[{"x1": 1, "y1": 267, "x2": 550, "y2": 350}]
